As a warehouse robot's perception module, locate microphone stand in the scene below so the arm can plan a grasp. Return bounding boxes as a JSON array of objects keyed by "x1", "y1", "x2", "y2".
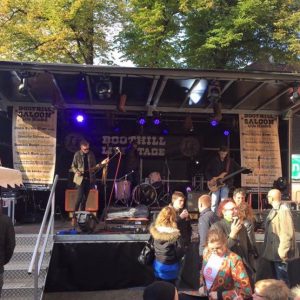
[
  {"x1": 165, "y1": 158, "x2": 171, "y2": 194},
  {"x1": 257, "y1": 155, "x2": 262, "y2": 211},
  {"x1": 99, "y1": 149, "x2": 121, "y2": 220}
]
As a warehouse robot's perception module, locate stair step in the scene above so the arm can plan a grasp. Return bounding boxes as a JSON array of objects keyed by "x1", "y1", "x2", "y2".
[
  {"x1": 4, "y1": 268, "x2": 47, "y2": 281},
  {"x1": 3, "y1": 277, "x2": 43, "y2": 289},
  {"x1": 5, "y1": 260, "x2": 49, "y2": 271},
  {"x1": 1, "y1": 286, "x2": 42, "y2": 300},
  {"x1": 10, "y1": 249, "x2": 51, "y2": 263}
]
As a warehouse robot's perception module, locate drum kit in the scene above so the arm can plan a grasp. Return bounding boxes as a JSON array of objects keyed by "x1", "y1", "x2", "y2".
[{"x1": 114, "y1": 171, "x2": 170, "y2": 207}]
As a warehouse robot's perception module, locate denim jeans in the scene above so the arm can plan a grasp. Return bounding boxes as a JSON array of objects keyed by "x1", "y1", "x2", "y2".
[
  {"x1": 273, "y1": 261, "x2": 290, "y2": 287},
  {"x1": 211, "y1": 185, "x2": 229, "y2": 212}
]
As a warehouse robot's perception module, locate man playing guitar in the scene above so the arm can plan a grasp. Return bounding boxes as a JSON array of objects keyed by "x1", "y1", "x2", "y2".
[
  {"x1": 205, "y1": 146, "x2": 241, "y2": 212},
  {"x1": 71, "y1": 139, "x2": 108, "y2": 225}
]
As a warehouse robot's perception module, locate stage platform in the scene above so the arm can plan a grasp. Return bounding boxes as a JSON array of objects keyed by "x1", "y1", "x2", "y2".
[{"x1": 12, "y1": 209, "x2": 300, "y2": 295}]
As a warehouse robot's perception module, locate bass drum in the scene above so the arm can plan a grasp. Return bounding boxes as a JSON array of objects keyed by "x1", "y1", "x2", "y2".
[{"x1": 132, "y1": 183, "x2": 157, "y2": 206}]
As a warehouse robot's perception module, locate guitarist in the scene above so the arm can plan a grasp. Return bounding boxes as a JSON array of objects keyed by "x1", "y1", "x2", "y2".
[
  {"x1": 71, "y1": 139, "x2": 108, "y2": 223},
  {"x1": 205, "y1": 146, "x2": 240, "y2": 212}
]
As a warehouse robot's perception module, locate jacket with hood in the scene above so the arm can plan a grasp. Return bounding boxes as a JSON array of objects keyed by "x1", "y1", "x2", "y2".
[{"x1": 149, "y1": 225, "x2": 184, "y2": 264}]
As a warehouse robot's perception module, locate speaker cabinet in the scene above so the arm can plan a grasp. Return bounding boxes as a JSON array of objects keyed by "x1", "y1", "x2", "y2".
[
  {"x1": 187, "y1": 191, "x2": 207, "y2": 212},
  {"x1": 65, "y1": 189, "x2": 99, "y2": 212}
]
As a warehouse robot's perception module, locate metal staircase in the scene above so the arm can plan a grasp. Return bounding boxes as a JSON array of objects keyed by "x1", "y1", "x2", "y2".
[
  {"x1": 3, "y1": 234, "x2": 52, "y2": 299},
  {"x1": 2, "y1": 175, "x2": 58, "y2": 300}
]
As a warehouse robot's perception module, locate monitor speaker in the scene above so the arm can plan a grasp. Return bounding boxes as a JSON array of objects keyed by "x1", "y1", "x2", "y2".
[
  {"x1": 75, "y1": 211, "x2": 98, "y2": 233},
  {"x1": 187, "y1": 191, "x2": 208, "y2": 212},
  {"x1": 65, "y1": 189, "x2": 99, "y2": 212}
]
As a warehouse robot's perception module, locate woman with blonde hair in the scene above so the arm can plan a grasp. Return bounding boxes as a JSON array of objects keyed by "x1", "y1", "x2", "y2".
[
  {"x1": 149, "y1": 206, "x2": 184, "y2": 284},
  {"x1": 199, "y1": 228, "x2": 252, "y2": 299}
]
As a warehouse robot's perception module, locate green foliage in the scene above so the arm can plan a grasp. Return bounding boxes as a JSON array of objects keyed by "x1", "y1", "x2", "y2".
[
  {"x1": 0, "y1": 0, "x2": 123, "y2": 64},
  {"x1": 117, "y1": 0, "x2": 300, "y2": 68},
  {"x1": 0, "y1": 0, "x2": 298, "y2": 68}
]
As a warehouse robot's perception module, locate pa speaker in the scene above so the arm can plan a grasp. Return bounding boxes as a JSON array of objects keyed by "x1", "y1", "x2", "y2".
[
  {"x1": 187, "y1": 191, "x2": 208, "y2": 212},
  {"x1": 65, "y1": 189, "x2": 99, "y2": 212}
]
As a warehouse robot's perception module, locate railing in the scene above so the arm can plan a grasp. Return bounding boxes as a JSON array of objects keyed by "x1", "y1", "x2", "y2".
[{"x1": 28, "y1": 174, "x2": 59, "y2": 300}]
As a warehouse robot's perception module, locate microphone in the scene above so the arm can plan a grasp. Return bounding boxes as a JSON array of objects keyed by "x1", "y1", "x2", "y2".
[{"x1": 114, "y1": 147, "x2": 120, "y2": 152}]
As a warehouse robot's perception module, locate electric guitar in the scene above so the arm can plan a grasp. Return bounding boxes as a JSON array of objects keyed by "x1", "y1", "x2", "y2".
[{"x1": 207, "y1": 167, "x2": 251, "y2": 192}]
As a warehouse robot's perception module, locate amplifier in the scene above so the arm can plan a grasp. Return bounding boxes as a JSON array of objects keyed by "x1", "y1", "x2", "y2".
[{"x1": 65, "y1": 189, "x2": 99, "y2": 212}]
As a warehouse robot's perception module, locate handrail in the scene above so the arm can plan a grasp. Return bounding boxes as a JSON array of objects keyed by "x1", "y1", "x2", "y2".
[{"x1": 28, "y1": 174, "x2": 59, "y2": 300}]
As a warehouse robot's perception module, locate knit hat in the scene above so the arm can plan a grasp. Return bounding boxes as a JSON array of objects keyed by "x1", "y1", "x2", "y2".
[{"x1": 143, "y1": 281, "x2": 176, "y2": 300}]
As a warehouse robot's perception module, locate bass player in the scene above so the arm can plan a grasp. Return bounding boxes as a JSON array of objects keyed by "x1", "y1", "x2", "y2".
[{"x1": 205, "y1": 145, "x2": 241, "y2": 212}]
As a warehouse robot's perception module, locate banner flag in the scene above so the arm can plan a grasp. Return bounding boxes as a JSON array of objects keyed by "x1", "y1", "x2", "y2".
[
  {"x1": 239, "y1": 114, "x2": 282, "y2": 189},
  {"x1": 12, "y1": 105, "x2": 57, "y2": 190}
]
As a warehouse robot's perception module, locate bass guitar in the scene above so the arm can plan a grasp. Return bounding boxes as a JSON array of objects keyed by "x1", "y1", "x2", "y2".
[{"x1": 207, "y1": 167, "x2": 251, "y2": 192}]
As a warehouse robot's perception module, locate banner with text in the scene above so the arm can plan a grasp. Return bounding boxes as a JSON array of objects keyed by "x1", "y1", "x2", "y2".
[
  {"x1": 239, "y1": 114, "x2": 282, "y2": 189},
  {"x1": 12, "y1": 106, "x2": 57, "y2": 189}
]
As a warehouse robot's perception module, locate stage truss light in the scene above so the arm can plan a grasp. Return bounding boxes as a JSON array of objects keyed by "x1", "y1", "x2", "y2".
[
  {"x1": 75, "y1": 114, "x2": 85, "y2": 123},
  {"x1": 289, "y1": 84, "x2": 300, "y2": 103},
  {"x1": 210, "y1": 120, "x2": 219, "y2": 127},
  {"x1": 223, "y1": 130, "x2": 230, "y2": 136},
  {"x1": 138, "y1": 116, "x2": 146, "y2": 126},
  {"x1": 96, "y1": 77, "x2": 112, "y2": 100}
]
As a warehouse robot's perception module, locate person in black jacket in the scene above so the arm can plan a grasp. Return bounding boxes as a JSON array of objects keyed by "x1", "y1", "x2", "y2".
[
  {"x1": 169, "y1": 191, "x2": 192, "y2": 250},
  {"x1": 0, "y1": 212, "x2": 16, "y2": 296},
  {"x1": 198, "y1": 194, "x2": 219, "y2": 261},
  {"x1": 149, "y1": 206, "x2": 185, "y2": 284}
]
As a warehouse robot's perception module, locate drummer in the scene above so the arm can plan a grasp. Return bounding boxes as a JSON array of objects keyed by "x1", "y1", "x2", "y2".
[{"x1": 124, "y1": 140, "x2": 140, "y2": 189}]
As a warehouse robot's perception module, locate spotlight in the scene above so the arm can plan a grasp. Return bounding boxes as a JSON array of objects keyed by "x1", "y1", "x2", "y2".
[
  {"x1": 289, "y1": 85, "x2": 300, "y2": 103},
  {"x1": 18, "y1": 77, "x2": 29, "y2": 96},
  {"x1": 224, "y1": 130, "x2": 230, "y2": 136},
  {"x1": 162, "y1": 128, "x2": 169, "y2": 135},
  {"x1": 75, "y1": 114, "x2": 85, "y2": 123},
  {"x1": 207, "y1": 81, "x2": 221, "y2": 102},
  {"x1": 113, "y1": 125, "x2": 120, "y2": 133},
  {"x1": 138, "y1": 116, "x2": 146, "y2": 126},
  {"x1": 153, "y1": 117, "x2": 160, "y2": 125},
  {"x1": 96, "y1": 78, "x2": 112, "y2": 100},
  {"x1": 210, "y1": 120, "x2": 218, "y2": 127}
]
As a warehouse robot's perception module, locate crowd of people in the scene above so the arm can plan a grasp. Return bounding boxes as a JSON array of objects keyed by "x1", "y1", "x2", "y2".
[
  {"x1": 68, "y1": 140, "x2": 299, "y2": 299},
  {"x1": 143, "y1": 186, "x2": 299, "y2": 300}
]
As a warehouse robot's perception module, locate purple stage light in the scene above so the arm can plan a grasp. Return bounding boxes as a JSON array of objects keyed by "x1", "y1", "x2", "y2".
[
  {"x1": 76, "y1": 114, "x2": 84, "y2": 123},
  {"x1": 210, "y1": 120, "x2": 218, "y2": 126},
  {"x1": 138, "y1": 117, "x2": 146, "y2": 126},
  {"x1": 162, "y1": 128, "x2": 169, "y2": 135},
  {"x1": 153, "y1": 118, "x2": 160, "y2": 125},
  {"x1": 224, "y1": 130, "x2": 230, "y2": 136}
]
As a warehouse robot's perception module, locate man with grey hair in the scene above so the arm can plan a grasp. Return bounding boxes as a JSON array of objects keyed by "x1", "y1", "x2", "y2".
[{"x1": 262, "y1": 188, "x2": 299, "y2": 286}]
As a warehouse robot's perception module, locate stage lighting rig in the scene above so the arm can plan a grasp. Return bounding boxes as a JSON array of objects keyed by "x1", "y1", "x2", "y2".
[
  {"x1": 208, "y1": 81, "x2": 222, "y2": 122},
  {"x1": 289, "y1": 83, "x2": 300, "y2": 103},
  {"x1": 17, "y1": 71, "x2": 34, "y2": 96}
]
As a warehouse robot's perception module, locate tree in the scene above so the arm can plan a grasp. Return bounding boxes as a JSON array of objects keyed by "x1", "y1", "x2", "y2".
[
  {"x1": 116, "y1": 0, "x2": 184, "y2": 68},
  {"x1": 117, "y1": 0, "x2": 300, "y2": 68},
  {"x1": 0, "y1": 0, "x2": 123, "y2": 64}
]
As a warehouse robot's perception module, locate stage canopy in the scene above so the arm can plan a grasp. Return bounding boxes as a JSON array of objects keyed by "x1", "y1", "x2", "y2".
[{"x1": 0, "y1": 61, "x2": 300, "y2": 118}]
